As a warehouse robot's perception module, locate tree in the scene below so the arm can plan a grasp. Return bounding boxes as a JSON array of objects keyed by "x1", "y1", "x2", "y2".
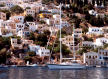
[
  {"x1": 53, "y1": 44, "x2": 71, "y2": 56},
  {"x1": 85, "y1": 14, "x2": 91, "y2": 21},
  {"x1": 0, "y1": 10, "x2": 11, "y2": 20},
  {"x1": 42, "y1": 0, "x2": 53, "y2": 4},
  {"x1": 82, "y1": 26, "x2": 88, "y2": 33},
  {"x1": 75, "y1": 18, "x2": 81, "y2": 28},
  {"x1": 25, "y1": 7, "x2": 31, "y2": 10},
  {"x1": 57, "y1": 29, "x2": 67, "y2": 38},
  {"x1": 29, "y1": 32, "x2": 35, "y2": 40},
  {"x1": 82, "y1": 35, "x2": 93, "y2": 41},
  {"x1": 10, "y1": 5, "x2": 24, "y2": 15},
  {"x1": 104, "y1": 15, "x2": 108, "y2": 24},
  {"x1": 70, "y1": 3, "x2": 78, "y2": 13},
  {"x1": 24, "y1": 56, "x2": 32, "y2": 63},
  {"x1": 0, "y1": 48, "x2": 7, "y2": 64},
  {"x1": 0, "y1": 4, "x2": 5, "y2": 7},
  {"x1": 27, "y1": 51, "x2": 36, "y2": 57},
  {"x1": 89, "y1": 16, "x2": 104, "y2": 27},
  {"x1": 44, "y1": 30, "x2": 51, "y2": 36},
  {"x1": 103, "y1": 44, "x2": 108, "y2": 49},
  {"x1": 39, "y1": 20, "x2": 46, "y2": 24},
  {"x1": 36, "y1": 34, "x2": 48, "y2": 46},
  {"x1": 77, "y1": 47, "x2": 88, "y2": 55},
  {"x1": 0, "y1": 37, "x2": 11, "y2": 50},
  {"x1": 24, "y1": 15, "x2": 34, "y2": 22}
]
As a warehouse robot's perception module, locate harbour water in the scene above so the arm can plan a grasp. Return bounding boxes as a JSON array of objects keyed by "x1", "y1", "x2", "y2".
[{"x1": 0, "y1": 67, "x2": 108, "y2": 79}]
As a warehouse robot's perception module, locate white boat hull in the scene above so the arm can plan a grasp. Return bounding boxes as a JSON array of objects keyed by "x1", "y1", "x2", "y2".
[
  {"x1": 47, "y1": 64, "x2": 86, "y2": 69},
  {"x1": 26, "y1": 64, "x2": 37, "y2": 67}
]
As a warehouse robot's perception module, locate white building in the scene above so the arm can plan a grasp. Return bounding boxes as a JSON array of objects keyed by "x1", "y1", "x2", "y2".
[
  {"x1": 73, "y1": 28, "x2": 82, "y2": 38},
  {"x1": 87, "y1": 27, "x2": 103, "y2": 35},
  {"x1": 88, "y1": 10, "x2": 97, "y2": 16},
  {"x1": 83, "y1": 50, "x2": 108, "y2": 66},
  {"x1": 98, "y1": 50, "x2": 108, "y2": 65},
  {"x1": 17, "y1": 30, "x2": 24, "y2": 38},
  {"x1": 29, "y1": 44, "x2": 40, "y2": 52},
  {"x1": 22, "y1": 39, "x2": 33, "y2": 45},
  {"x1": 29, "y1": 44, "x2": 50, "y2": 57},
  {"x1": 95, "y1": 37, "x2": 108, "y2": 46},
  {"x1": 61, "y1": 35, "x2": 73, "y2": 47},
  {"x1": 5, "y1": 2, "x2": 14, "y2": 8},
  {"x1": 11, "y1": 38, "x2": 23, "y2": 49},
  {"x1": 82, "y1": 41, "x2": 96, "y2": 48},
  {"x1": 0, "y1": 20, "x2": 16, "y2": 36},
  {"x1": 96, "y1": 13, "x2": 105, "y2": 18},
  {"x1": 50, "y1": 9, "x2": 60, "y2": 14},
  {"x1": 83, "y1": 52, "x2": 99, "y2": 65},
  {"x1": 10, "y1": 16, "x2": 24, "y2": 23},
  {"x1": 82, "y1": 37, "x2": 108, "y2": 48},
  {"x1": 62, "y1": 20, "x2": 70, "y2": 27},
  {"x1": 45, "y1": 18, "x2": 55, "y2": 26},
  {"x1": 49, "y1": 27, "x2": 59, "y2": 36},
  {"x1": 26, "y1": 22, "x2": 37, "y2": 32},
  {"x1": 16, "y1": 23, "x2": 25, "y2": 32},
  {"x1": 53, "y1": 14, "x2": 60, "y2": 20},
  {"x1": 25, "y1": 9, "x2": 35, "y2": 17},
  {"x1": 17, "y1": 24, "x2": 30, "y2": 38},
  {"x1": 0, "y1": 20, "x2": 12, "y2": 27},
  {"x1": 36, "y1": 47, "x2": 50, "y2": 57}
]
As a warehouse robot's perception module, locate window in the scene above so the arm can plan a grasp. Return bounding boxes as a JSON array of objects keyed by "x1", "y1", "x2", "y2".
[
  {"x1": 89, "y1": 56, "x2": 91, "y2": 59},
  {"x1": 42, "y1": 52, "x2": 44, "y2": 54},
  {"x1": 106, "y1": 53, "x2": 107, "y2": 56}
]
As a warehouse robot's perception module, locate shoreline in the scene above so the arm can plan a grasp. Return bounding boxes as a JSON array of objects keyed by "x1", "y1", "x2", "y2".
[{"x1": 0, "y1": 65, "x2": 108, "y2": 69}]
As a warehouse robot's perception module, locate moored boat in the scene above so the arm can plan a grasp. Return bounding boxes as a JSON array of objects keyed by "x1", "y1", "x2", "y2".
[
  {"x1": 47, "y1": 63, "x2": 86, "y2": 69},
  {"x1": 47, "y1": 4, "x2": 86, "y2": 70},
  {"x1": 27, "y1": 64, "x2": 37, "y2": 67}
]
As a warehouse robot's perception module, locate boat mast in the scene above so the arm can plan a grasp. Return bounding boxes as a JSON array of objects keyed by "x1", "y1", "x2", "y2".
[
  {"x1": 60, "y1": 3, "x2": 62, "y2": 64},
  {"x1": 73, "y1": 24, "x2": 75, "y2": 60}
]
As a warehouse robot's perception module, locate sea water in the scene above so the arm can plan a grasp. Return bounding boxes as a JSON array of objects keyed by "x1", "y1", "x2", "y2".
[{"x1": 0, "y1": 67, "x2": 108, "y2": 79}]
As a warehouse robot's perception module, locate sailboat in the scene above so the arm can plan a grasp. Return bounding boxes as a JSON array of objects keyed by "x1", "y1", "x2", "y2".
[{"x1": 47, "y1": 3, "x2": 86, "y2": 69}]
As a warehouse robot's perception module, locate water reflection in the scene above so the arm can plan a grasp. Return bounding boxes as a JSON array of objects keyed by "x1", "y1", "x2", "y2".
[
  {"x1": 8, "y1": 68, "x2": 24, "y2": 79},
  {"x1": 0, "y1": 67, "x2": 108, "y2": 79}
]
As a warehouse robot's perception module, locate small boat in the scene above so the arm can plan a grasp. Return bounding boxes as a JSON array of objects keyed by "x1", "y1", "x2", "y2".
[
  {"x1": 26, "y1": 61, "x2": 38, "y2": 67},
  {"x1": 96, "y1": 65, "x2": 102, "y2": 68},
  {"x1": 27, "y1": 64, "x2": 37, "y2": 67}
]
